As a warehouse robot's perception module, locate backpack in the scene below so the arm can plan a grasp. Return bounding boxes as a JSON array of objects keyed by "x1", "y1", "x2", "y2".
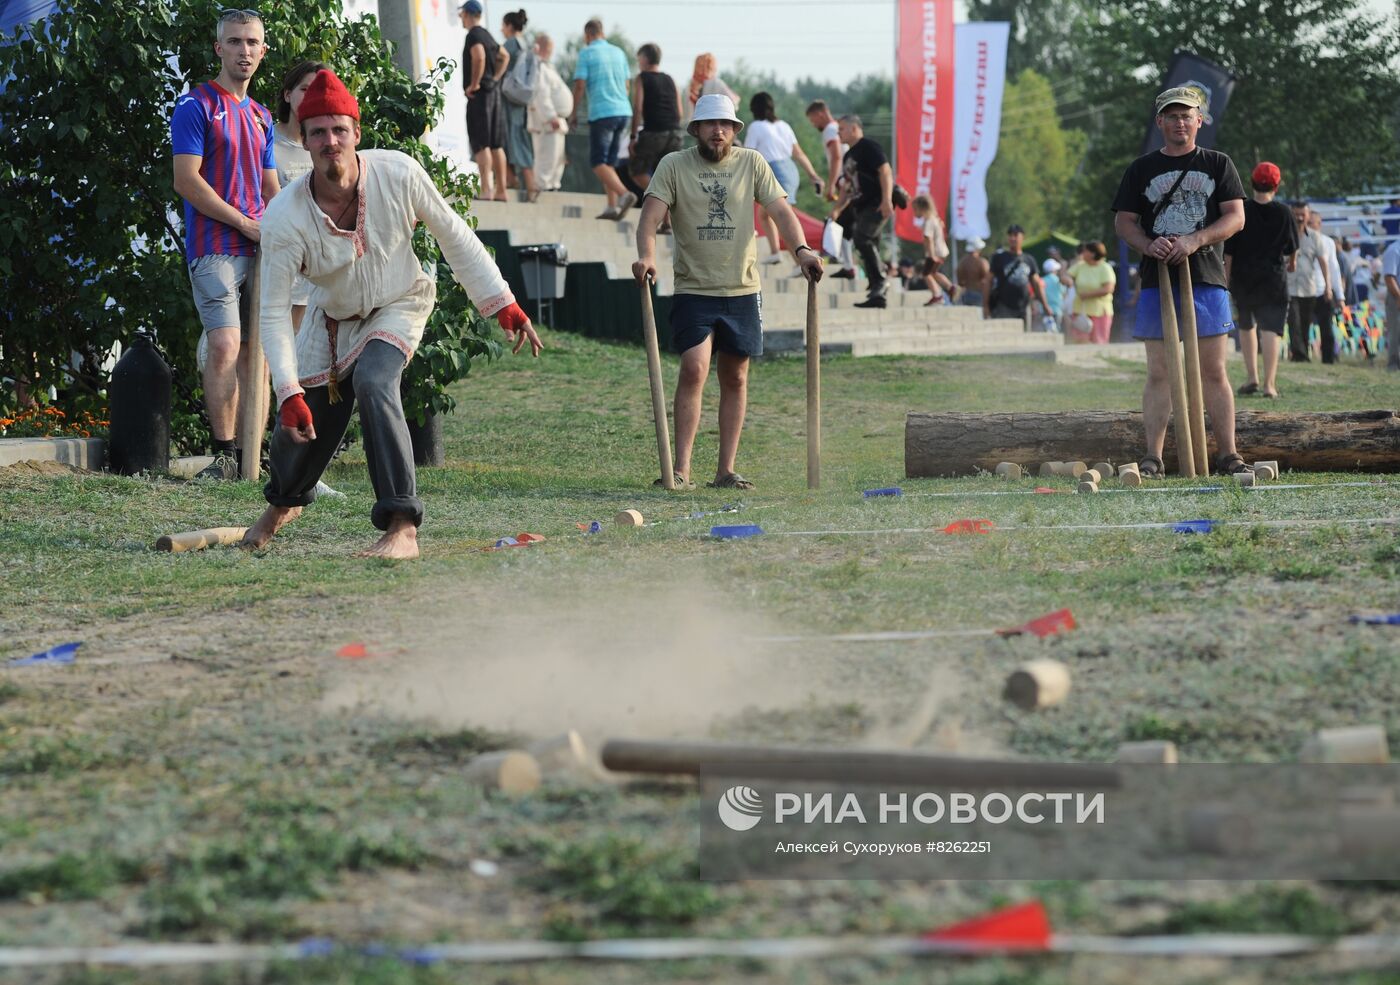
[{"x1": 502, "y1": 47, "x2": 538, "y2": 107}]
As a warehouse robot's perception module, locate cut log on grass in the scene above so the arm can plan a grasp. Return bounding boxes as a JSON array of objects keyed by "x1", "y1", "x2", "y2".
[
  {"x1": 464, "y1": 750, "x2": 541, "y2": 794},
  {"x1": 528, "y1": 730, "x2": 591, "y2": 774},
  {"x1": 1003, "y1": 659, "x2": 1071, "y2": 711},
  {"x1": 1116, "y1": 740, "x2": 1178, "y2": 765},
  {"x1": 615, "y1": 509, "x2": 644, "y2": 527},
  {"x1": 995, "y1": 462, "x2": 1022, "y2": 479},
  {"x1": 1118, "y1": 463, "x2": 1142, "y2": 487},
  {"x1": 599, "y1": 738, "x2": 1120, "y2": 789},
  {"x1": 905, "y1": 410, "x2": 1400, "y2": 477},
  {"x1": 1300, "y1": 725, "x2": 1390, "y2": 764},
  {"x1": 155, "y1": 527, "x2": 249, "y2": 553}
]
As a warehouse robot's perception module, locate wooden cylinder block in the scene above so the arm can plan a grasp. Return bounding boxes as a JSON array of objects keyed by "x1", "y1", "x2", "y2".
[
  {"x1": 527, "y1": 730, "x2": 591, "y2": 774},
  {"x1": 1039, "y1": 461, "x2": 1060, "y2": 477},
  {"x1": 1081, "y1": 468, "x2": 1102, "y2": 484},
  {"x1": 1003, "y1": 659, "x2": 1071, "y2": 711},
  {"x1": 995, "y1": 462, "x2": 1023, "y2": 479},
  {"x1": 1301, "y1": 725, "x2": 1390, "y2": 764},
  {"x1": 1118, "y1": 463, "x2": 1142, "y2": 487},
  {"x1": 1254, "y1": 462, "x2": 1277, "y2": 481},
  {"x1": 465, "y1": 750, "x2": 542, "y2": 795},
  {"x1": 614, "y1": 509, "x2": 645, "y2": 527},
  {"x1": 1237, "y1": 471, "x2": 1255, "y2": 487},
  {"x1": 1077, "y1": 480, "x2": 1099, "y2": 495},
  {"x1": 1116, "y1": 740, "x2": 1179, "y2": 764},
  {"x1": 1092, "y1": 462, "x2": 1114, "y2": 481},
  {"x1": 1064, "y1": 461, "x2": 1088, "y2": 477}
]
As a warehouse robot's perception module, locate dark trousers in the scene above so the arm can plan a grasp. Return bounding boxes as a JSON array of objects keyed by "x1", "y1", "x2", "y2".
[
  {"x1": 851, "y1": 205, "x2": 888, "y2": 297},
  {"x1": 1287, "y1": 295, "x2": 1333, "y2": 363},
  {"x1": 264, "y1": 340, "x2": 424, "y2": 530}
]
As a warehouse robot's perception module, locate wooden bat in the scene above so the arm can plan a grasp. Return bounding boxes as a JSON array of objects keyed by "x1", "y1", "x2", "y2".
[
  {"x1": 236, "y1": 249, "x2": 267, "y2": 481},
  {"x1": 806, "y1": 277, "x2": 821, "y2": 489},
  {"x1": 1157, "y1": 260, "x2": 1196, "y2": 477},
  {"x1": 155, "y1": 527, "x2": 249, "y2": 553},
  {"x1": 639, "y1": 278, "x2": 676, "y2": 490},
  {"x1": 1177, "y1": 265, "x2": 1210, "y2": 476}
]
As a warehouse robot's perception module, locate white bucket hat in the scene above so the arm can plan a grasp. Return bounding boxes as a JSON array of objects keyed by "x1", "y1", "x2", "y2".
[
  {"x1": 964, "y1": 236, "x2": 986, "y2": 251},
  {"x1": 688, "y1": 93, "x2": 744, "y2": 137}
]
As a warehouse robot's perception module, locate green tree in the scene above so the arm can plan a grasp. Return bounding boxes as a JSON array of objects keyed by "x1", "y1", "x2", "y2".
[
  {"x1": 1065, "y1": 0, "x2": 1400, "y2": 240},
  {"x1": 0, "y1": 0, "x2": 497, "y2": 437},
  {"x1": 983, "y1": 69, "x2": 1087, "y2": 244}
]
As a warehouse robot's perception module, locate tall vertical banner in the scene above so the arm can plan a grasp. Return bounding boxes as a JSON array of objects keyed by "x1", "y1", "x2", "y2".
[
  {"x1": 949, "y1": 22, "x2": 1008, "y2": 242},
  {"x1": 894, "y1": 0, "x2": 955, "y2": 242}
]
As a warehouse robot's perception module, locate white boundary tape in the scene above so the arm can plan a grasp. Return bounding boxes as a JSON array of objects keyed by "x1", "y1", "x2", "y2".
[
  {"x1": 3, "y1": 933, "x2": 1400, "y2": 966},
  {"x1": 769, "y1": 516, "x2": 1400, "y2": 538},
  {"x1": 900, "y1": 481, "x2": 1392, "y2": 499}
]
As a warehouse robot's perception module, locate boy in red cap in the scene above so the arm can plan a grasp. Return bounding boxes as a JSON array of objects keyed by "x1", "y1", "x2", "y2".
[
  {"x1": 1224, "y1": 162, "x2": 1299, "y2": 399},
  {"x1": 242, "y1": 69, "x2": 542, "y2": 559}
]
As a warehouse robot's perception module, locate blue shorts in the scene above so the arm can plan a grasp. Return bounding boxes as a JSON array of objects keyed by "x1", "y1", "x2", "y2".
[
  {"x1": 670, "y1": 293, "x2": 763, "y2": 358},
  {"x1": 588, "y1": 116, "x2": 629, "y2": 168},
  {"x1": 1133, "y1": 285, "x2": 1234, "y2": 340}
]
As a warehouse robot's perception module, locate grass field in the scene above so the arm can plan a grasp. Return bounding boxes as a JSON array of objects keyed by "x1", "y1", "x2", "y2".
[{"x1": 3, "y1": 329, "x2": 1400, "y2": 984}]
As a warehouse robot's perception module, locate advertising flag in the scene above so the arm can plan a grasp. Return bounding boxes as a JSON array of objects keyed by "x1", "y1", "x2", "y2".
[
  {"x1": 949, "y1": 21, "x2": 1009, "y2": 241},
  {"x1": 895, "y1": 0, "x2": 955, "y2": 242}
]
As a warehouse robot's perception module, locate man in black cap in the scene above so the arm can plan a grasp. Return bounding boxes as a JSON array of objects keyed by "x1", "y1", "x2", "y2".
[{"x1": 984, "y1": 224, "x2": 1047, "y2": 328}]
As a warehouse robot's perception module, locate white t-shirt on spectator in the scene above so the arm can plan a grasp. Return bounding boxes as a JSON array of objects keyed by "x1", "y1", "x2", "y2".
[
  {"x1": 745, "y1": 119, "x2": 798, "y2": 164},
  {"x1": 1382, "y1": 241, "x2": 1400, "y2": 284}
]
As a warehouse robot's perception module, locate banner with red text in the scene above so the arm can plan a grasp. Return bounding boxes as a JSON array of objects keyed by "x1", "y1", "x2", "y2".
[
  {"x1": 894, "y1": 0, "x2": 955, "y2": 242},
  {"x1": 949, "y1": 21, "x2": 1008, "y2": 242}
]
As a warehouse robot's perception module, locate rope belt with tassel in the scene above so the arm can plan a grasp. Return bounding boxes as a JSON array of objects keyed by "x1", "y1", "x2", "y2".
[{"x1": 323, "y1": 308, "x2": 379, "y2": 404}]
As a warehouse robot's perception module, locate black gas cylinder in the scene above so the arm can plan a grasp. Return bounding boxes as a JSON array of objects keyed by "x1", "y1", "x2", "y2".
[{"x1": 107, "y1": 331, "x2": 171, "y2": 475}]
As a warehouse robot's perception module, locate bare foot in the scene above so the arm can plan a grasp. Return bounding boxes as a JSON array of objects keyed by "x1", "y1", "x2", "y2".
[
  {"x1": 355, "y1": 517, "x2": 419, "y2": 559},
  {"x1": 240, "y1": 505, "x2": 302, "y2": 550}
]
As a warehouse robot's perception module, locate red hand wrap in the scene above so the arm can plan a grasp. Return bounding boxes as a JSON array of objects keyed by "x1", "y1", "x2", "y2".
[
  {"x1": 279, "y1": 394, "x2": 313, "y2": 431},
  {"x1": 496, "y1": 302, "x2": 530, "y2": 334}
]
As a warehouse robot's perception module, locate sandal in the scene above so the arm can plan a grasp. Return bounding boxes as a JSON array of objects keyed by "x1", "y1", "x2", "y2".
[
  {"x1": 1236, "y1": 381, "x2": 1259, "y2": 396},
  {"x1": 1214, "y1": 452, "x2": 1253, "y2": 476},
  {"x1": 653, "y1": 472, "x2": 695, "y2": 490},
  {"x1": 1138, "y1": 455, "x2": 1165, "y2": 479},
  {"x1": 707, "y1": 472, "x2": 755, "y2": 490}
]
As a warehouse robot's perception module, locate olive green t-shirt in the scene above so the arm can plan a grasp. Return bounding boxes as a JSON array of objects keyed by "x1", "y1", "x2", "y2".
[{"x1": 646, "y1": 145, "x2": 786, "y2": 297}]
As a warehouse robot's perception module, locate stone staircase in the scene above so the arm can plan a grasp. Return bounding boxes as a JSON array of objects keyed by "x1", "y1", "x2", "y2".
[{"x1": 469, "y1": 191, "x2": 1063, "y2": 360}]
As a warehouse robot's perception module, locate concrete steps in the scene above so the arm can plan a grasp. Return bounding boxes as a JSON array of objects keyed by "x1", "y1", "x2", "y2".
[{"x1": 469, "y1": 192, "x2": 1063, "y2": 361}]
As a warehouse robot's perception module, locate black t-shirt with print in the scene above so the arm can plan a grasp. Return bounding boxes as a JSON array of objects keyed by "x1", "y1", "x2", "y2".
[
  {"x1": 843, "y1": 137, "x2": 888, "y2": 209},
  {"x1": 1111, "y1": 147, "x2": 1245, "y2": 291},
  {"x1": 988, "y1": 249, "x2": 1037, "y2": 315},
  {"x1": 464, "y1": 26, "x2": 501, "y2": 92},
  {"x1": 1223, "y1": 198, "x2": 1299, "y2": 302}
]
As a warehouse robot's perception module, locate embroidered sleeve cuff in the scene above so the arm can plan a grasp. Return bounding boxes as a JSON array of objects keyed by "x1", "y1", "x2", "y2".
[
  {"x1": 275, "y1": 383, "x2": 306, "y2": 407},
  {"x1": 477, "y1": 291, "x2": 515, "y2": 317}
]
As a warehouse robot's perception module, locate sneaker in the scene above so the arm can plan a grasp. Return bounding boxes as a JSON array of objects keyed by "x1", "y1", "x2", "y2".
[
  {"x1": 314, "y1": 479, "x2": 346, "y2": 499},
  {"x1": 596, "y1": 207, "x2": 620, "y2": 220},
  {"x1": 831, "y1": 268, "x2": 857, "y2": 280},
  {"x1": 614, "y1": 192, "x2": 638, "y2": 220},
  {"x1": 193, "y1": 452, "x2": 237, "y2": 480},
  {"x1": 854, "y1": 295, "x2": 887, "y2": 309}
]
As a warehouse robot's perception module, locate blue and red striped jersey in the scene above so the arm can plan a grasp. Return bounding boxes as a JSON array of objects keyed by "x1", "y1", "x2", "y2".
[{"x1": 170, "y1": 80, "x2": 275, "y2": 261}]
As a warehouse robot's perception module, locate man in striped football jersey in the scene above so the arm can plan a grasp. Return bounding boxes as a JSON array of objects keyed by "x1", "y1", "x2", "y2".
[{"x1": 171, "y1": 8, "x2": 280, "y2": 479}]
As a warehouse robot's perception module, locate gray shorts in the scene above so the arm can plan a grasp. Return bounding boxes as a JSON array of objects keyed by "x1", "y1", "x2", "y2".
[{"x1": 188, "y1": 253, "x2": 253, "y2": 336}]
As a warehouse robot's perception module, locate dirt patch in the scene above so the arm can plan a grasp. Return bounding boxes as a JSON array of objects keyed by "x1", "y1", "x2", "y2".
[{"x1": 0, "y1": 460, "x2": 90, "y2": 478}]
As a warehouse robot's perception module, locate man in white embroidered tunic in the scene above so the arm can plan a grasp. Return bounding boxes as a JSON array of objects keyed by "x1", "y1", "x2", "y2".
[{"x1": 242, "y1": 69, "x2": 542, "y2": 559}]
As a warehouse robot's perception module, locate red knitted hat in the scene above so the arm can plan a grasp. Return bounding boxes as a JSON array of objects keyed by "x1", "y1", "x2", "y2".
[{"x1": 297, "y1": 69, "x2": 359, "y2": 122}]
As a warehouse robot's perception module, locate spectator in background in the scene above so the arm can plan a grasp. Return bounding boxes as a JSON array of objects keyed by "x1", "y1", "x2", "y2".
[
  {"x1": 1382, "y1": 195, "x2": 1400, "y2": 242},
  {"x1": 527, "y1": 33, "x2": 572, "y2": 193},
  {"x1": 460, "y1": 0, "x2": 508, "y2": 202},
  {"x1": 1286, "y1": 202, "x2": 1330, "y2": 362},
  {"x1": 1041, "y1": 258, "x2": 1064, "y2": 331},
  {"x1": 805, "y1": 99, "x2": 855, "y2": 279},
  {"x1": 956, "y1": 237, "x2": 989, "y2": 308},
  {"x1": 499, "y1": 9, "x2": 537, "y2": 202},
  {"x1": 1065, "y1": 241, "x2": 1116, "y2": 344},
  {"x1": 1309, "y1": 209, "x2": 1343, "y2": 363},
  {"x1": 628, "y1": 43, "x2": 684, "y2": 194},
  {"x1": 1383, "y1": 235, "x2": 1400, "y2": 371},
  {"x1": 569, "y1": 18, "x2": 635, "y2": 220},
  {"x1": 911, "y1": 194, "x2": 953, "y2": 303},
  {"x1": 1223, "y1": 161, "x2": 1297, "y2": 399},
  {"x1": 1348, "y1": 236, "x2": 1370, "y2": 303},
  {"x1": 984, "y1": 225, "x2": 1046, "y2": 328},
  {"x1": 836, "y1": 114, "x2": 892, "y2": 309},
  {"x1": 746, "y1": 91, "x2": 823, "y2": 265},
  {"x1": 687, "y1": 53, "x2": 738, "y2": 121}
]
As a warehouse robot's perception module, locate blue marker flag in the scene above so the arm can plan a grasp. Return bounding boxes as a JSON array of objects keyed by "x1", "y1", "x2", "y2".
[
  {"x1": 1350, "y1": 613, "x2": 1400, "y2": 626},
  {"x1": 9, "y1": 641, "x2": 81, "y2": 667},
  {"x1": 863, "y1": 487, "x2": 903, "y2": 498},
  {"x1": 1172, "y1": 519, "x2": 1216, "y2": 534},
  {"x1": 710, "y1": 525, "x2": 764, "y2": 539}
]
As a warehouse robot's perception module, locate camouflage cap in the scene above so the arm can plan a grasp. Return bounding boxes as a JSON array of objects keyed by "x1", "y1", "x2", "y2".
[{"x1": 1154, "y1": 85, "x2": 1213, "y2": 124}]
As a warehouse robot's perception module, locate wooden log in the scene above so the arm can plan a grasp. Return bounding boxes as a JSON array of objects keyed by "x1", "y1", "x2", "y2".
[
  {"x1": 1092, "y1": 462, "x2": 1114, "y2": 481},
  {"x1": 155, "y1": 527, "x2": 249, "y2": 553},
  {"x1": 905, "y1": 410, "x2": 1400, "y2": 477},
  {"x1": 1038, "y1": 461, "x2": 1060, "y2": 477},
  {"x1": 599, "y1": 738, "x2": 1121, "y2": 789},
  {"x1": 1255, "y1": 461, "x2": 1278, "y2": 481},
  {"x1": 1300, "y1": 725, "x2": 1390, "y2": 764},
  {"x1": 465, "y1": 750, "x2": 541, "y2": 794},
  {"x1": 994, "y1": 462, "x2": 1022, "y2": 479},
  {"x1": 1118, "y1": 463, "x2": 1142, "y2": 487},
  {"x1": 528, "y1": 730, "x2": 591, "y2": 774},
  {"x1": 615, "y1": 509, "x2": 645, "y2": 527},
  {"x1": 1237, "y1": 471, "x2": 1255, "y2": 487},
  {"x1": 1116, "y1": 740, "x2": 1178, "y2": 764},
  {"x1": 1081, "y1": 468, "x2": 1102, "y2": 484},
  {"x1": 1003, "y1": 659, "x2": 1071, "y2": 711},
  {"x1": 1077, "y1": 479, "x2": 1098, "y2": 494}
]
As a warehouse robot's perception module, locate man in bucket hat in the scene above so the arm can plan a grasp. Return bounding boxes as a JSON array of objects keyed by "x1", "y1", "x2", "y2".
[
  {"x1": 242, "y1": 69, "x2": 542, "y2": 558},
  {"x1": 1112, "y1": 83, "x2": 1248, "y2": 477},
  {"x1": 632, "y1": 93, "x2": 822, "y2": 490}
]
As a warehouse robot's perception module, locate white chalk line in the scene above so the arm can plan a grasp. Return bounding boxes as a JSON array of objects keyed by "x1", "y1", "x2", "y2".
[
  {"x1": 899, "y1": 481, "x2": 1393, "y2": 499},
  {"x1": 769, "y1": 516, "x2": 1400, "y2": 537},
  {"x1": 2, "y1": 933, "x2": 1399, "y2": 966},
  {"x1": 752, "y1": 628, "x2": 994, "y2": 644}
]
